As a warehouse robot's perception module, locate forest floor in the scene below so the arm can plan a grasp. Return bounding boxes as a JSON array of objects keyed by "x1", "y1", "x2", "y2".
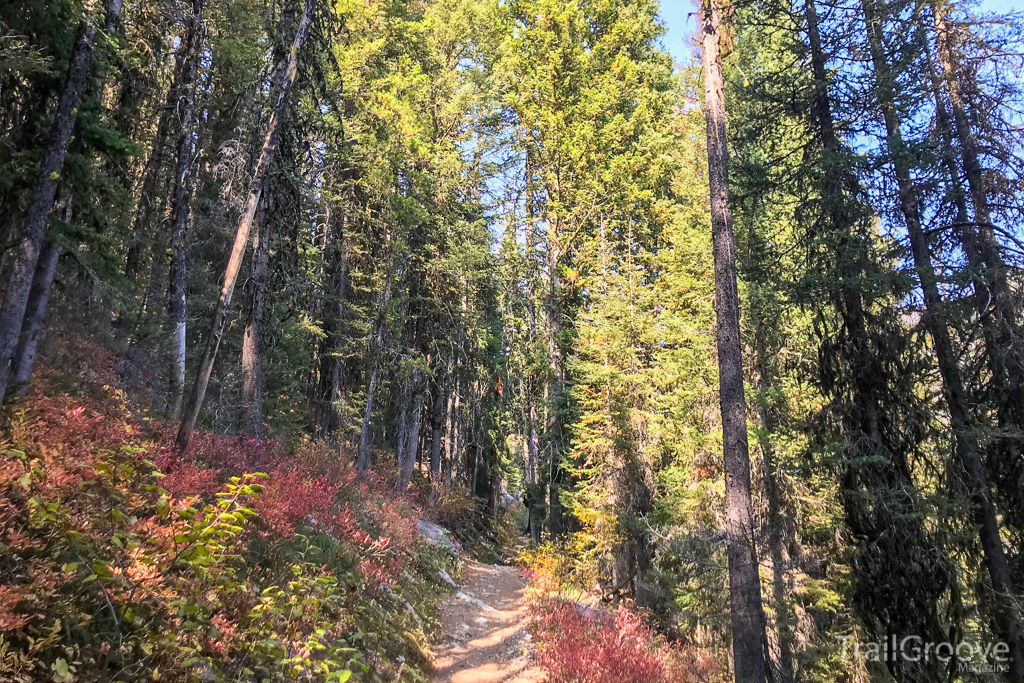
[{"x1": 432, "y1": 560, "x2": 544, "y2": 683}]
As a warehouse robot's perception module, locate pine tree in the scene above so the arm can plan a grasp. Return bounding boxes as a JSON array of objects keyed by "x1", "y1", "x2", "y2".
[
  {"x1": 177, "y1": 0, "x2": 315, "y2": 455},
  {"x1": 0, "y1": 0, "x2": 123, "y2": 399},
  {"x1": 699, "y1": 2, "x2": 770, "y2": 680}
]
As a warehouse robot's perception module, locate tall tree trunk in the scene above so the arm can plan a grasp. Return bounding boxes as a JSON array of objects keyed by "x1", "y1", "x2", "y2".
[
  {"x1": 11, "y1": 190, "x2": 73, "y2": 396},
  {"x1": 447, "y1": 377, "x2": 462, "y2": 486},
  {"x1": 525, "y1": 388, "x2": 541, "y2": 544},
  {"x1": 176, "y1": 0, "x2": 315, "y2": 456},
  {"x1": 929, "y1": 3, "x2": 1013, "y2": 327},
  {"x1": 802, "y1": 3, "x2": 954, "y2": 675},
  {"x1": 931, "y1": 0, "x2": 1024, "y2": 545},
  {"x1": 316, "y1": 211, "x2": 357, "y2": 438},
  {"x1": 356, "y1": 336, "x2": 383, "y2": 472},
  {"x1": 167, "y1": 0, "x2": 206, "y2": 419},
  {"x1": 700, "y1": 3, "x2": 770, "y2": 681},
  {"x1": 12, "y1": 242, "x2": 62, "y2": 396},
  {"x1": 861, "y1": 0, "x2": 1024, "y2": 675},
  {"x1": 240, "y1": 197, "x2": 272, "y2": 437},
  {"x1": 357, "y1": 275, "x2": 392, "y2": 472},
  {"x1": 931, "y1": 2, "x2": 1001, "y2": 269},
  {"x1": 395, "y1": 364, "x2": 426, "y2": 493},
  {"x1": 542, "y1": 220, "x2": 564, "y2": 539},
  {"x1": 0, "y1": 0, "x2": 121, "y2": 400},
  {"x1": 429, "y1": 378, "x2": 446, "y2": 478}
]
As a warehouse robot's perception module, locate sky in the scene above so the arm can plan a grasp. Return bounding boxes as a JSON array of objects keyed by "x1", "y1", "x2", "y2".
[{"x1": 656, "y1": 0, "x2": 1021, "y2": 65}]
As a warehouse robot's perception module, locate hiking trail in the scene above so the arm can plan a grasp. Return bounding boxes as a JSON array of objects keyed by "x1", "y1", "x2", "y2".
[{"x1": 432, "y1": 560, "x2": 544, "y2": 683}]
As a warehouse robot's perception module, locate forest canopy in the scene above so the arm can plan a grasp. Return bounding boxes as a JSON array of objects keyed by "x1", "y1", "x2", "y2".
[{"x1": 1, "y1": 0, "x2": 1023, "y2": 680}]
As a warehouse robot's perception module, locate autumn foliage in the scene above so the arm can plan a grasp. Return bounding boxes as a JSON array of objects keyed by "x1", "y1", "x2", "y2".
[
  {"x1": 530, "y1": 600, "x2": 716, "y2": 683},
  {"x1": 0, "y1": 388, "x2": 440, "y2": 682}
]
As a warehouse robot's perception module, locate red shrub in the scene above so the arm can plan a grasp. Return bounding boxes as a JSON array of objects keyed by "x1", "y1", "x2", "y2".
[
  {"x1": 532, "y1": 602, "x2": 712, "y2": 683},
  {"x1": 256, "y1": 466, "x2": 341, "y2": 535},
  {"x1": 1, "y1": 387, "x2": 435, "y2": 679}
]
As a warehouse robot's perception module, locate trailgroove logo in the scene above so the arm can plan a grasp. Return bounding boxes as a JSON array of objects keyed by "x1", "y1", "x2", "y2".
[{"x1": 836, "y1": 636, "x2": 1011, "y2": 674}]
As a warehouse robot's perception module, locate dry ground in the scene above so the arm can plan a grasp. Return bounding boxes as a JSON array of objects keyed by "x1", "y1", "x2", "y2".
[{"x1": 432, "y1": 560, "x2": 545, "y2": 683}]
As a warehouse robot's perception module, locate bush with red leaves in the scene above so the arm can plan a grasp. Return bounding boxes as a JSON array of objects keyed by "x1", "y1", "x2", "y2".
[
  {"x1": 531, "y1": 601, "x2": 716, "y2": 683},
  {"x1": 0, "y1": 388, "x2": 438, "y2": 681}
]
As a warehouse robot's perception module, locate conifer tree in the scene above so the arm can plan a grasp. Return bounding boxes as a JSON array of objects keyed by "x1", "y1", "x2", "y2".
[{"x1": 699, "y1": 1, "x2": 770, "y2": 679}]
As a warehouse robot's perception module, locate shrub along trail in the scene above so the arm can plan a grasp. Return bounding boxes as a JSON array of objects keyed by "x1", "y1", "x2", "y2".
[{"x1": 432, "y1": 560, "x2": 543, "y2": 683}]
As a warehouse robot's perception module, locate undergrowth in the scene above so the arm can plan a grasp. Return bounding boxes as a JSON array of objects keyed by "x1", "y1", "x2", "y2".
[
  {"x1": 520, "y1": 544, "x2": 722, "y2": 683},
  {"x1": 0, "y1": 388, "x2": 458, "y2": 682}
]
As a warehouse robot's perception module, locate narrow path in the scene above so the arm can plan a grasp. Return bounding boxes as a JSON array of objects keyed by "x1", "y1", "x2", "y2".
[{"x1": 432, "y1": 560, "x2": 544, "y2": 683}]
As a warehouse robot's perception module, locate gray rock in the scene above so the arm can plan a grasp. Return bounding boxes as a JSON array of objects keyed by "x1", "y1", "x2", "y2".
[
  {"x1": 405, "y1": 600, "x2": 423, "y2": 628},
  {"x1": 417, "y1": 519, "x2": 461, "y2": 552},
  {"x1": 437, "y1": 569, "x2": 458, "y2": 588}
]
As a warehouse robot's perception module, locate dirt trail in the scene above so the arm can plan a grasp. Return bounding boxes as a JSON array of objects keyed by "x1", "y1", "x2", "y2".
[{"x1": 432, "y1": 560, "x2": 544, "y2": 683}]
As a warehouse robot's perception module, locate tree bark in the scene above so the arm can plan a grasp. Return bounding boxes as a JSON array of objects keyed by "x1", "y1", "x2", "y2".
[
  {"x1": 395, "y1": 363, "x2": 426, "y2": 492},
  {"x1": 167, "y1": 0, "x2": 206, "y2": 419},
  {"x1": 447, "y1": 377, "x2": 462, "y2": 486},
  {"x1": 176, "y1": 0, "x2": 315, "y2": 456},
  {"x1": 357, "y1": 275, "x2": 392, "y2": 472},
  {"x1": 11, "y1": 242, "x2": 62, "y2": 396},
  {"x1": 700, "y1": 2, "x2": 771, "y2": 681},
  {"x1": 802, "y1": 3, "x2": 954, "y2": 675},
  {"x1": 11, "y1": 190, "x2": 73, "y2": 396},
  {"x1": 240, "y1": 197, "x2": 271, "y2": 438},
  {"x1": 0, "y1": 0, "x2": 121, "y2": 400},
  {"x1": 931, "y1": 0, "x2": 1024, "y2": 544},
  {"x1": 429, "y1": 378, "x2": 446, "y2": 478},
  {"x1": 525, "y1": 388, "x2": 541, "y2": 544},
  {"x1": 356, "y1": 338, "x2": 383, "y2": 472},
  {"x1": 316, "y1": 212, "x2": 357, "y2": 438},
  {"x1": 542, "y1": 216, "x2": 565, "y2": 539},
  {"x1": 861, "y1": 0, "x2": 1024, "y2": 675}
]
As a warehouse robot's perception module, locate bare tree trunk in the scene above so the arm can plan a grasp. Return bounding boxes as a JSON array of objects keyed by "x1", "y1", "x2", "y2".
[
  {"x1": 430, "y1": 378, "x2": 446, "y2": 478},
  {"x1": 11, "y1": 191, "x2": 73, "y2": 396},
  {"x1": 751, "y1": 274, "x2": 795, "y2": 682},
  {"x1": 916, "y1": 19, "x2": 971, "y2": 228},
  {"x1": 700, "y1": 2, "x2": 770, "y2": 681},
  {"x1": 12, "y1": 242, "x2": 62, "y2": 396},
  {"x1": 526, "y1": 389, "x2": 541, "y2": 544},
  {"x1": 862, "y1": 0, "x2": 1024, "y2": 675},
  {"x1": 356, "y1": 343, "x2": 382, "y2": 471},
  {"x1": 316, "y1": 213, "x2": 355, "y2": 438},
  {"x1": 395, "y1": 364, "x2": 426, "y2": 492},
  {"x1": 167, "y1": 0, "x2": 206, "y2": 419},
  {"x1": 931, "y1": 1, "x2": 1024, "y2": 542},
  {"x1": 471, "y1": 422, "x2": 481, "y2": 495},
  {"x1": 176, "y1": 0, "x2": 315, "y2": 455},
  {"x1": 930, "y1": 3, "x2": 1014, "y2": 334},
  {"x1": 447, "y1": 381, "x2": 462, "y2": 486},
  {"x1": 357, "y1": 276, "x2": 392, "y2": 472},
  {"x1": 240, "y1": 198, "x2": 271, "y2": 437},
  {"x1": 393, "y1": 372, "x2": 412, "y2": 469},
  {"x1": 931, "y1": 2, "x2": 1000, "y2": 263},
  {"x1": 0, "y1": 0, "x2": 122, "y2": 400}
]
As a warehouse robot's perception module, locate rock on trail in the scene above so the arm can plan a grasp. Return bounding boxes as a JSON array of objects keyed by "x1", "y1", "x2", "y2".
[{"x1": 432, "y1": 560, "x2": 544, "y2": 683}]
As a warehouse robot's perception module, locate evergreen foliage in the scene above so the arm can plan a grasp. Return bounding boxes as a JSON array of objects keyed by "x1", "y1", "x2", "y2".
[{"x1": 0, "y1": 0, "x2": 1023, "y2": 680}]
